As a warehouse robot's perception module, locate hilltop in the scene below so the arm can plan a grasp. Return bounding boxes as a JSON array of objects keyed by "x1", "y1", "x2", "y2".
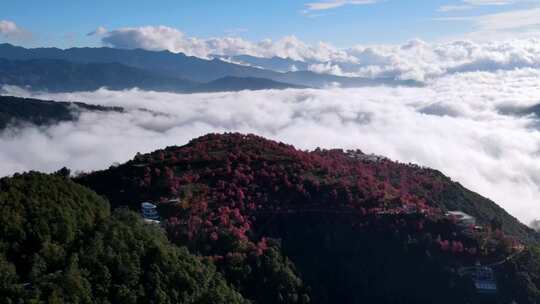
[
  {"x1": 77, "y1": 133, "x2": 536, "y2": 242},
  {"x1": 76, "y1": 133, "x2": 540, "y2": 303}
]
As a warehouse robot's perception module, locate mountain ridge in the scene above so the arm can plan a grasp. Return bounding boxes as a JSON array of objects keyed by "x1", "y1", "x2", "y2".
[
  {"x1": 0, "y1": 43, "x2": 420, "y2": 88},
  {"x1": 0, "y1": 58, "x2": 304, "y2": 93},
  {"x1": 188, "y1": 76, "x2": 308, "y2": 92}
]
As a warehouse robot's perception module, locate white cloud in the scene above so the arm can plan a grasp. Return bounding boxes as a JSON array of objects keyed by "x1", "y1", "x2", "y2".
[
  {"x1": 304, "y1": 0, "x2": 379, "y2": 11},
  {"x1": 343, "y1": 38, "x2": 540, "y2": 81},
  {"x1": 308, "y1": 62, "x2": 347, "y2": 75},
  {"x1": 3, "y1": 67, "x2": 540, "y2": 225},
  {"x1": 465, "y1": 0, "x2": 515, "y2": 3},
  {"x1": 98, "y1": 25, "x2": 353, "y2": 62},
  {"x1": 438, "y1": 6, "x2": 540, "y2": 41},
  {"x1": 0, "y1": 20, "x2": 31, "y2": 41},
  {"x1": 438, "y1": 5, "x2": 475, "y2": 12},
  {"x1": 101, "y1": 26, "x2": 194, "y2": 53},
  {"x1": 87, "y1": 26, "x2": 108, "y2": 37},
  {"x1": 0, "y1": 20, "x2": 20, "y2": 36},
  {"x1": 438, "y1": 0, "x2": 531, "y2": 12},
  {"x1": 474, "y1": 7, "x2": 540, "y2": 31},
  {"x1": 94, "y1": 25, "x2": 540, "y2": 82}
]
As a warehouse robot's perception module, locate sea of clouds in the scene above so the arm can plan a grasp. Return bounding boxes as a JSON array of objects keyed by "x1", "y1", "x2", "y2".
[
  {"x1": 91, "y1": 25, "x2": 540, "y2": 82},
  {"x1": 2, "y1": 66, "x2": 540, "y2": 225}
]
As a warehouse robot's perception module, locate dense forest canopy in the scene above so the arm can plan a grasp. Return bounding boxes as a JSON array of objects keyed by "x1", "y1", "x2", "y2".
[{"x1": 0, "y1": 172, "x2": 247, "y2": 303}]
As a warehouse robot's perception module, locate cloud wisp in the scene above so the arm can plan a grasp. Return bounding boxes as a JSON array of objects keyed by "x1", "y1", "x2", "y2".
[
  {"x1": 2, "y1": 67, "x2": 540, "y2": 225},
  {"x1": 436, "y1": 2, "x2": 540, "y2": 41},
  {"x1": 0, "y1": 20, "x2": 32, "y2": 42},
  {"x1": 304, "y1": 0, "x2": 380, "y2": 11},
  {"x1": 473, "y1": 6, "x2": 540, "y2": 32},
  {"x1": 438, "y1": 0, "x2": 521, "y2": 12}
]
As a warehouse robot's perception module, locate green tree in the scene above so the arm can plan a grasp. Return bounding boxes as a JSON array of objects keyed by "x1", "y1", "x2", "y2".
[{"x1": 0, "y1": 173, "x2": 246, "y2": 304}]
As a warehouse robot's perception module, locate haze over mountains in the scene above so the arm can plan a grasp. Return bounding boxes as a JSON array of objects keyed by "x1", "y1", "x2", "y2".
[{"x1": 0, "y1": 43, "x2": 417, "y2": 93}]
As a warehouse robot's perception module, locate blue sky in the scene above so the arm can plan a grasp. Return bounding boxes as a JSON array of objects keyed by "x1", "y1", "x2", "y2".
[{"x1": 1, "y1": 0, "x2": 540, "y2": 48}]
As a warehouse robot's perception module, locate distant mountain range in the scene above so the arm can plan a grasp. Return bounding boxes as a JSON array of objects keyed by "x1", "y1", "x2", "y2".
[
  {"x1": 0, "y1": 43, "x2": 420, "y2": 92},
  {"x1": 211, "y1": 54, "x2": 388, "y2": 78},
  {"x1": 212, "y1": 54, "x2": 311, "y2": 73},
  {"x1": 187, "y1": 76, "x2": 307, "y2": 92},
  {"x1": 526, "y1": 104, "x2": 540, "y2": 117},
  {"x1": 0, "y1": 58, "x2": 197, "y2": 92},
  {"x1": 0, "y1": 58, "x2": 303, "y2": 93}
]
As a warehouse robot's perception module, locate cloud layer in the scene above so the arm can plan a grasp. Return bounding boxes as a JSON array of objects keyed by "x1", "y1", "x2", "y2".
[
  {"x1": 2, "y1": 67, "x2": 540, "y2": 225},
  {"x1": 94, "y1": 26, "x2": 351, "y2": 63},
  {"x1": 91, "y1": 25, "x2": 540, "y2": 82}
]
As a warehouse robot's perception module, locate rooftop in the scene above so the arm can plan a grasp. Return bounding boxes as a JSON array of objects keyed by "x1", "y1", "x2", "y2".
[{"x1": 141, "y1": 202, "x2": 157, "y2": 209}]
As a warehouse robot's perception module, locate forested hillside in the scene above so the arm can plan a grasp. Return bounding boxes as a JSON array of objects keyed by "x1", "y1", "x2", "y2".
[
  {"x1": 1, "y1": 133, "x2": 539, "y2": 303},
  {"x1": 0, "y1": 95, "x2": 123, "y2": 129},
  {"x1": 0, "y1": 172, "x2": 251, "y2": 303},
  {"x1": 75, "y1": 133, "x2": 540, "y2": 303}
]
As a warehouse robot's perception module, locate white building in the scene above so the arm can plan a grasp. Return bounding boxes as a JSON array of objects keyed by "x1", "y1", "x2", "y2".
[
  {"x1": 141, "y1": 202, "x2": 160, "y2": 222},
  {"x1": 446, "y1": 211, "x2": 476, "y2": 227},
  {"x1": 472, "y1": 266, "x2": 497, "y2": 294}
]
